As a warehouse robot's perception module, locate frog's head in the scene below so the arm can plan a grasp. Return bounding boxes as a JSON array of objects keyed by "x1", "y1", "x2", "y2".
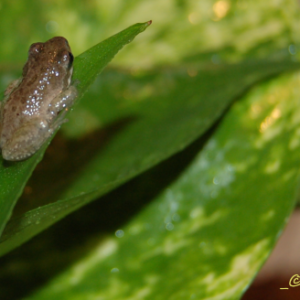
[{"x1": 23, "y1": 36, "x2": 74, "y2": 78}]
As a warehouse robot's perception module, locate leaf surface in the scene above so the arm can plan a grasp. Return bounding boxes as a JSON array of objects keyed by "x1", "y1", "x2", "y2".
[
  {"x1": 27, "y1": 71, "x2": 300, "y2": 300},
  {"x1": 0, "y1": 60, "x2": 299, "y2": 256}
]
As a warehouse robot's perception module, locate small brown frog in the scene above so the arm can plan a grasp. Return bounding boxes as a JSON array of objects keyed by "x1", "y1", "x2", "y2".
[{"x1": 0, "y1": 36, "x2": 77, "y2": 161}]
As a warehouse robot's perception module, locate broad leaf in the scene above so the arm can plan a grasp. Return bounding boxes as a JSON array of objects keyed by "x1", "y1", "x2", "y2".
[
  {"x1": 27, "y1": 71, "x2": 300, "y2": 300},
  {"x1": 0, "y1": 60, "x2": 299, "y2": 257}
]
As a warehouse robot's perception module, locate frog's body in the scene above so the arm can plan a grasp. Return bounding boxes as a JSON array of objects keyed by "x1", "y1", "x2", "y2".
[{"x1": 0, "y1": 36, "x2": 77, "y2": 161}]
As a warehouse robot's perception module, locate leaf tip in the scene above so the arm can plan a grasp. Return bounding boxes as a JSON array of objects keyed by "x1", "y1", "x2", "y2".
[{"x1": 138, "y1": 20, "x2": 152, "y2": 33}]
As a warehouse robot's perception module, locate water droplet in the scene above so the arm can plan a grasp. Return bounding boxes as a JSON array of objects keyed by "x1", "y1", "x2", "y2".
[
  {"x1": 165, "y1": 222, "x2": 174, "y2": 231},
  {"x1": 211, "y1": 54, "x2": 220, "y2": 64},
  {"x1": 172, "y1": 213, "x2": 181, "y2": 222},
  {"x1": 289, "y1": 44, "x2": 297, "y2": 55},
  {"x1": 45, "y1": 21, "x2": 59, "y2": 33},
  {"x1": 111, "y1": 267, "x2": 119, "y2": 273},
  {"x1": 115, "y1": 229, "x2": 124, "y2": 238}
]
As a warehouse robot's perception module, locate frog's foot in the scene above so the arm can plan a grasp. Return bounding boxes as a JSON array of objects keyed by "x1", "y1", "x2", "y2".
[
  {"x1": 49, "y1": 85, "x2": 78, "y2": 116},
  {"x1": 47, "y1": 106, "x2": 71, "y2": 136},
  {"x1": 1, "y1": 120, "x2": 50, "y2": 161}
]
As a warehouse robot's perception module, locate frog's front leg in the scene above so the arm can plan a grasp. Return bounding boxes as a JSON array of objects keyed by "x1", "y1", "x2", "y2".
[
  {"x1": 49, "y1": 86, "x2": 78, "y2": 116},
  {"x1": 47, "y1": 85, "x2": 78, "y2": 134}
]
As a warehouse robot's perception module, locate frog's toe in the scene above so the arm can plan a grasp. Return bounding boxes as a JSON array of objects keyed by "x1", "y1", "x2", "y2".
[
  {"x1": 1, "y1": 131, "x2": 39, "y2": 161},
  {"x1": 2, "y1": 144, "x2": 35, "y2": 161}
]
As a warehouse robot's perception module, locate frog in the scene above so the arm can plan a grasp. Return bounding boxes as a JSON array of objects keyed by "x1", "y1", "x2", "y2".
[{"x1": 0, "y1": 36, "x2": 77, "y2": 161}]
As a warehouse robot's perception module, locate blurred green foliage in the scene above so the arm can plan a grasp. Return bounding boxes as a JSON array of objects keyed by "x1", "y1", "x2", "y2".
[
  {"x1": 0, "y1": 0, "x2": 300, "y2": 299},
  {"x1": 0, "y1": 0, "x2": 300, "y2": 66}
]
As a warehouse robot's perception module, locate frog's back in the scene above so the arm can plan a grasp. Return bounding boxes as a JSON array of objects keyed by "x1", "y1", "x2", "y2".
[{"x1": 0, "y1": 53, "x2": 67, "y2": 146}]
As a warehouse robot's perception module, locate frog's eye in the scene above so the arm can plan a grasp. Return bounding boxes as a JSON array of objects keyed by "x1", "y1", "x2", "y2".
[
  {"x1": 68, "y1": 52, "x2": 74, "y2": 65},
  {"x1": 29, "y1": 43, "x2": 43, "y2": 55},
  {"x1": 59, "y1": 50, "x2": 73, "y2": 69}
]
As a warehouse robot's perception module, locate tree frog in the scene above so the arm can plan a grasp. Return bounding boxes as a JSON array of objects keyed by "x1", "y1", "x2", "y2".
[{"x1": 0, "y1": 36, "x2": 77, "y2": 161}]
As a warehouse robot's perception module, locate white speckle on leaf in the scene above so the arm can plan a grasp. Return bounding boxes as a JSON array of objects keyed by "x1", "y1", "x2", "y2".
[
  {"x1": 68, "y1": 239, "x2": 118, "y2": 286},
  {"x1": 261, "y1": 210, "x2": 275, "y2": 221},
  {"x1": 189, "y1": 209, "x2": 225, "y2": 234},
  {"x1": 189, "y1": 207, "x2": 204, "y2": 219},
  {"x1": 202, "y1": 239, "x2": 270, "y2": 299},
  {"x1": 288, "y1": 127, "x2": 300, "y2": 150},
  {"x1": 289, "y1": 136, "x2": 300, "y2": 150},
  {"x1": 162, "y1": 235, "x2": 189, "y2": 255},
  {"x1": 282, "y1": 169, "x2": 297, "y2": 182},
  {"x1": 264, "y1": 159, "x2": 281, "y2": 174},
  {"x1": 129, "y1": 224, "x2": 144, "y2": 235},
  {"x1": 202, "y1": 272, "x2": 215, "y2": 285}
]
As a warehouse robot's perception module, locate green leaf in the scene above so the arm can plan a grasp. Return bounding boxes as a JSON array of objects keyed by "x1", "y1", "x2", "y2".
[
  {"x1": 0, "y1": 21, "x2": 151, "y2": 242},
  {"x1": 0, "y1": 151, "x2": 45, "y2": 237},
  {"x1": 27, "y1": 71, "x2": 300, "y2": 300},
  {"x1": 0, "y1": 60, "x2": 299, "y2": 257},
  {"x1": 73, "y1": 21, "x2": 152, "y2": 97}
]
